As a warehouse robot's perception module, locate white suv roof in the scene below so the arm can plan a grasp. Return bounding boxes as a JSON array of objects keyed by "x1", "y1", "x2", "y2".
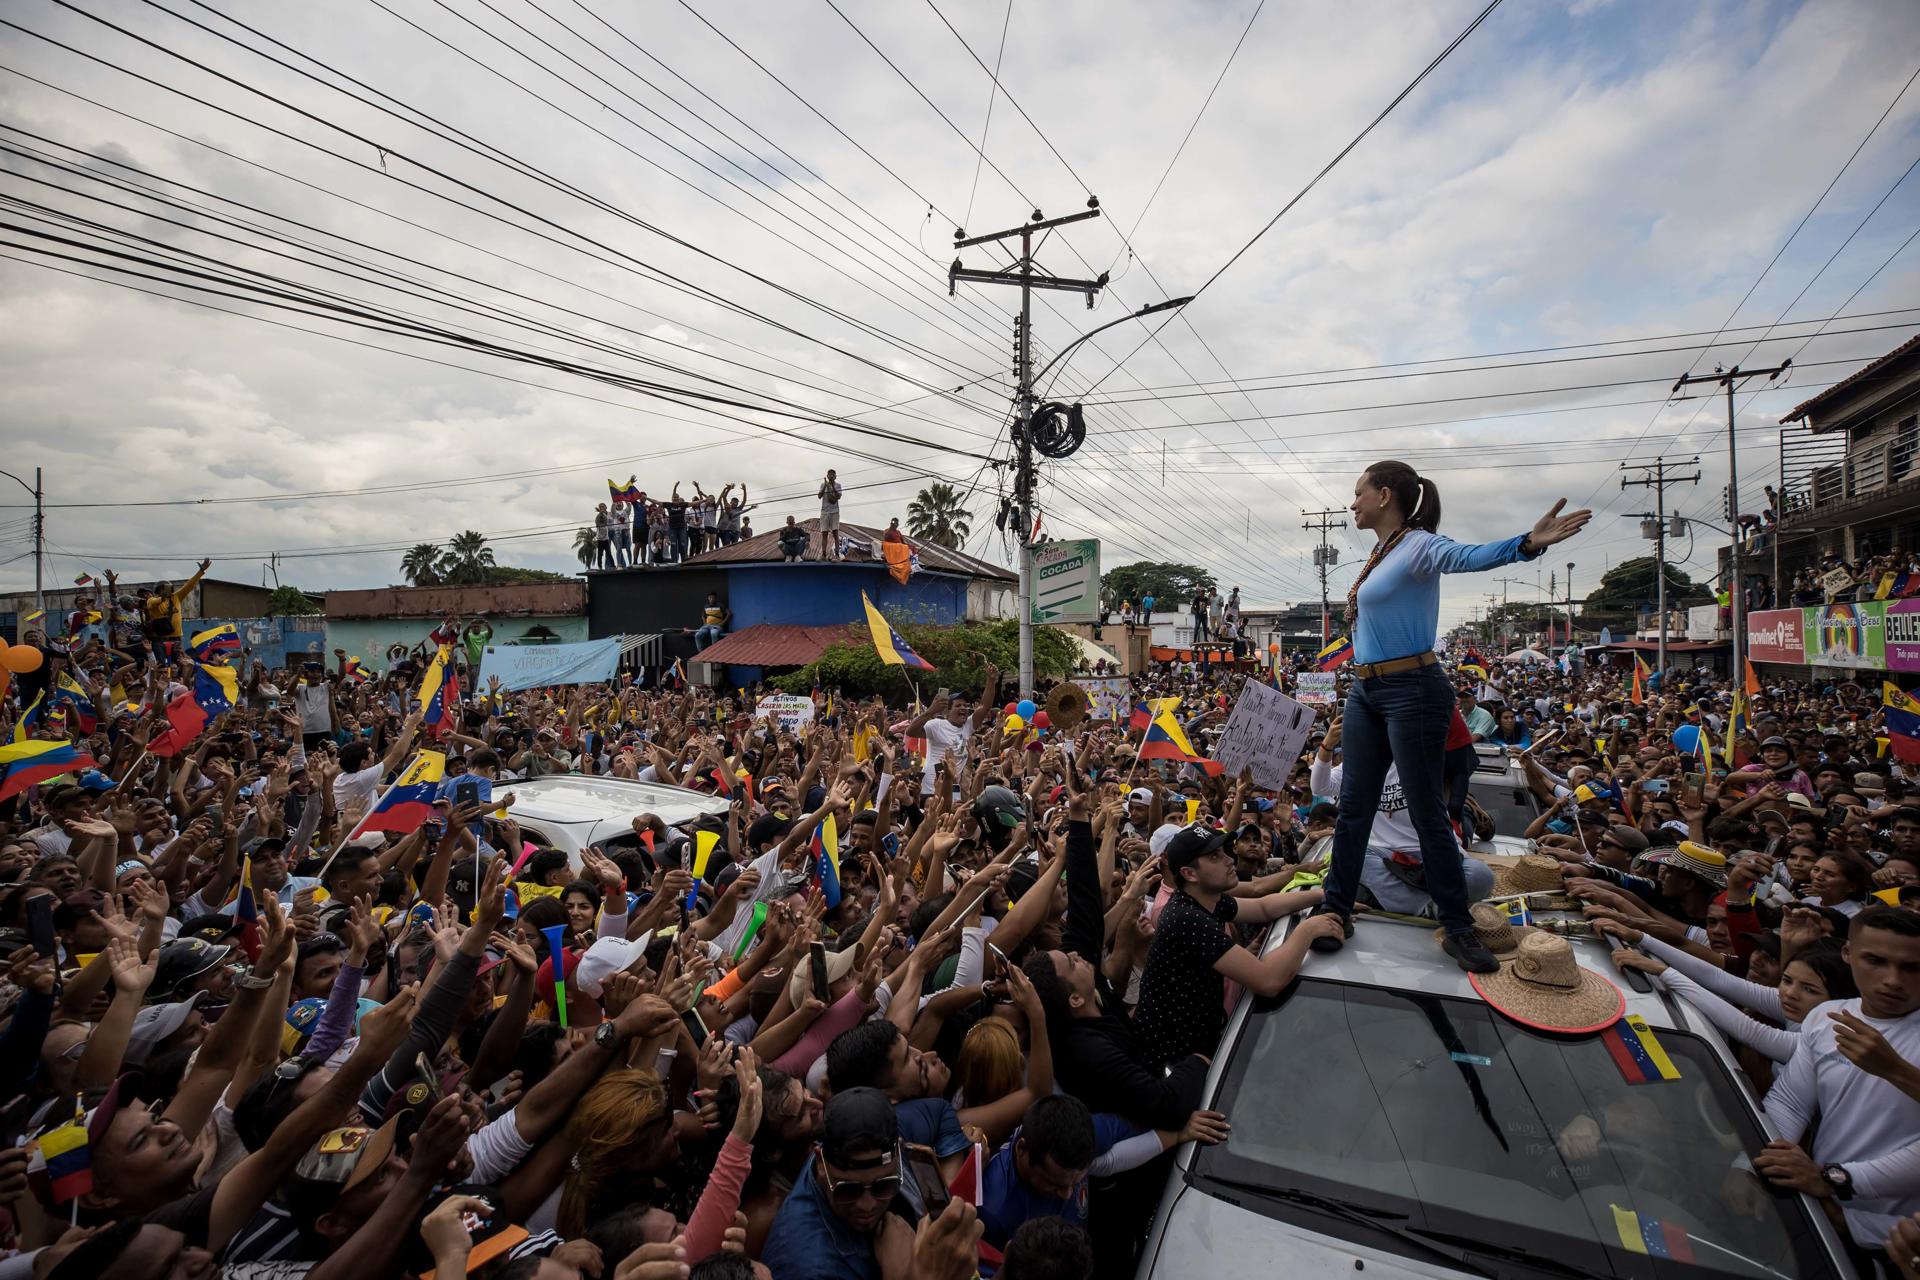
[{"x1": 502, "y1": 774, "x2": 730, "y2": 861}]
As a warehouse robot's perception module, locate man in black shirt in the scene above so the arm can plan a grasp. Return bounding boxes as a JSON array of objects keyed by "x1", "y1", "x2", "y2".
[{"x1": 1133, "y1": 823, "x2": 1338, "y2": 1068}]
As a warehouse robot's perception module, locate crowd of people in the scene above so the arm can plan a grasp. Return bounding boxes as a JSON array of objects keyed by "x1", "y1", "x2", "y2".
[
  {"x1": 592, "y1": 482, "x2": 758, "y2": 570},
  {"x1": 2, "y1": 460, "x2": 1919, "y2": 1279}
]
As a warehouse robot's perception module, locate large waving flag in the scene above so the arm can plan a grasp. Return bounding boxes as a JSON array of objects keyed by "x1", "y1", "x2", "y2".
[
  {"x1": 52, "y1": 672, "x2": 98, "y2": 734},
  {"x1": 188, "y1": 623, "x2": 242, "y2": 662},
  {"x1": 1316, "y1": 637, "x2": 1353, "y2": 671},
  {"x1": 1139, "y1": 705, "x2": 1224, "y2": 776},
  {"x1": 809, "y1": 813, "x2": 843, "y2": 908},
  {"x1": 418, "y1": 645, "x2": 459, "y2": 739},
  {"x1": 1461, "y1": 648, "x2": 1490, "y2": 682},
  {"x1": 1885, "y1": 682, "x2": 1920, "y2": 765},
  {"x1": 149, "y1": 663, "x2": 240, "y2": 757},
  {"x1": 608, "y1": 479, "x2": 641, "y2": 504},
  {"x1": 861, "y1": 592, "x2": 935, "y2": 669},
  {"x1": 354, "y1": 750, "x2": 448, "y2": 837},
  {"x1": 0, "y1": 739, "x2": 95, "y2": 801}
]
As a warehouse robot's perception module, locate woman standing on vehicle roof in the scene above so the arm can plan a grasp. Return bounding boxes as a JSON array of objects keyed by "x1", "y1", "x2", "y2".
[{"x1": 1306, "y1": 460, "x2": 1590, "y2": 973}]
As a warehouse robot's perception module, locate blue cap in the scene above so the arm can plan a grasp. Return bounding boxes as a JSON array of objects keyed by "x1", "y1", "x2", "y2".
[{"x1": 76, "y1": 769, "x2": 117, "y2": 792}]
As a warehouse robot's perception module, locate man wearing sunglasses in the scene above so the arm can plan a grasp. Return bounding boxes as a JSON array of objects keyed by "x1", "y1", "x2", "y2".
[{"x1": 764, "y1": 1086, "x2": 915, "y2": 1280}]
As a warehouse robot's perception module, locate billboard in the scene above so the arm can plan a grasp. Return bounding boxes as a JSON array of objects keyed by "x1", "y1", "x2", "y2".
[
  {"x1": 1888, "y1": 599, "x2": 1920, "y2": 674},
  {"x1": 1685, "y1": 605, "x2": 1721, "y2": 642},
  {"x1": 1745, "y1": 609, "x2": 1805, "y2": 665},
  {"x1": 1801, "y1": 601, "x2": 1886, "y2": 670},
  {"x1": 1029, "y1": 539, "x2": 1100, "y2": 624}
]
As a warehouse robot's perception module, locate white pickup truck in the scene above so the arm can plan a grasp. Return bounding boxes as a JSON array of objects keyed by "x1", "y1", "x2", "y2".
[{"x1": 499, "y1": 774, "x2": 730, "y2": 866}]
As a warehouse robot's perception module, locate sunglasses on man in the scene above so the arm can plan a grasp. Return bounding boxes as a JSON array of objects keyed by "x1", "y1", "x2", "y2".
[{"x1": 820, "y1": 1143, "x2": 902, "y2": 1204}]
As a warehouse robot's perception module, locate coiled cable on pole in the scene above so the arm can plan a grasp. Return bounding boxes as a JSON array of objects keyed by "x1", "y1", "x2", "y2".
[{"x1": 1024, "y1": 401, "x2": 1086, "y2": 458}]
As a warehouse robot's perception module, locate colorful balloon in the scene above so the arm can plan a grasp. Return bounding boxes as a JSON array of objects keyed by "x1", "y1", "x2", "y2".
[
  {"x1": 1016, "y1": 699, "x2": 1037, "y2": 720},
  {"x1": 0, "y1": 642, "x2": 42, "y2": 674}
]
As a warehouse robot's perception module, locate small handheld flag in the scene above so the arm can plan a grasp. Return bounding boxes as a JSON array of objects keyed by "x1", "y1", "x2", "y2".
[
  {"x1": 418, "y1": 645, "x2": 459, "y2": 739},
  {"x1": 353, "y1": 750, "x2": 448, "y2": 837},
  {"x1": 35, "y1": 1099, "x2": 92, "y2": 1205},
  {"x1": 809, "y1": 814, "x2": 843, "y2": 908},
  {"x1": 148, "y1": 662, "x2": 240, "y2": 757},
  {"x1": 1316, "y1": 637, "x2": 1353, "y2": 671},
  {"x1": 189, "y1": 623, "x2": 242, "y2": 661},
  {"x1": 1609, "y1": 1204, "x2": 1695, "y2": 1262},
  {"x1": 234, "y1": 855, "x2": 262, "y2": 962},
  {"x1": 608, "y1": 479, "x2": 641, "y2": 504},
  {"x1": 861, "y1": 592, "x2": 935, "y2": 669},
  {"x1": 1601, "y1": 1014, "x2": 1680, "y2": 1084}
]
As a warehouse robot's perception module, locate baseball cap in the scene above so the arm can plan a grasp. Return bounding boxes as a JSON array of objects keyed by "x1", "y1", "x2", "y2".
[
  {"x1": 821, "y1": 1087, "x2": 898, "y2": 1168},
  {"x1": 152, "y1": 938, "x2": 234, "y2": 1000},
  {"x1": 75, "y1": 769, "x2": 117, "y2": 793},
  {"x1": 288, "y1": 1118, "x2": 400, "y2": 1207},
  {"x1": 243, "y1": 835, "x2": 288, "y2": 857},
  {"x1": 1761, "y1": 736, "x2": 1790, "y2": 750},
  {"x1": 1604, "y1": 825, "x2": 1649, "y2": 854},
  {"x1": 126, "y1": 993, "x2": 207, "y2": 1065},
  {"x1": 283, "y1": 997, "x2": 325, "y2": 1056},
  {"x1": 575, "y1": 931, "x2": 653, "y2": 998},
  {"x1": 1126, "y1": 787, "x2": 1154, "y2": 805},
  {"x1": 1161, "y1": 823, "x2": 1228, "y2": 879}
]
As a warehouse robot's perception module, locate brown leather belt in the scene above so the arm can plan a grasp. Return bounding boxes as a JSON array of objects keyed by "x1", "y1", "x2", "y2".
[{"x1": 1350, "y1": 650, "x2": 1439, "y2": 680}]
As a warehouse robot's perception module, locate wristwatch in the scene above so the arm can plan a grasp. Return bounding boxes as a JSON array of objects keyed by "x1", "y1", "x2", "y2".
[
  {"x1": 594, "y1": 1020, "x2": 620, "y2": 1051},
  {"x1": 1822, "y1": 1163, "x2": 1855, "y2": 1200}
]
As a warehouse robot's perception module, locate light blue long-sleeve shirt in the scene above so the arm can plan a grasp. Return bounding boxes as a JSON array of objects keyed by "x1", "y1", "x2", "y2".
[{"x1": 1353, "y1": 529, "x2": 1537, "y2": 664}]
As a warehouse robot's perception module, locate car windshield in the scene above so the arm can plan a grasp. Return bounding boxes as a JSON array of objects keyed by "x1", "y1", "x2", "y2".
[
  {"x1": 1194, "y1": 980, "x2": 1836, "y2": 1279},
  {"x1": 1468, "y1": 776, "x2": 1539, "y2": 837}
]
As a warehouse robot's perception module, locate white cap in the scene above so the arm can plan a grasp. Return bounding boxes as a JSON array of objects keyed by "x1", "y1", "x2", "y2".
[
  {"x1": 1149, "y1": 821, "x2": 1186, "y2": 858},
  {"x1": 575, "y1": 931, "x2": 652, "y2": 997},
  {"x1": 1127, "y1": 787, "x2": 1155, "y2": 805}
]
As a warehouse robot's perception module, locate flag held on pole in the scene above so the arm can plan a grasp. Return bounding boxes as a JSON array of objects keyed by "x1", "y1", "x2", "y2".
[{"x1": 861, "y1": 593, "x2": 935, "y2": 669}]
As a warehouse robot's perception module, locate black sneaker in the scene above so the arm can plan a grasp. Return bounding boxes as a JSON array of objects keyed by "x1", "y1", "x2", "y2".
[
  {"x1": 1307, "y1": 905, "x2": 1352, "y2": 953},
  {"x1": 1443, "y1": 931, "x2": 1500, "y2": 974}
]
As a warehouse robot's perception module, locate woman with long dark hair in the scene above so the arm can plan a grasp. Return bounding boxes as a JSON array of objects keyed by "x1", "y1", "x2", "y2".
[{"x1": 1309, "y1": 460, "x2": 1589, "y2": 971}]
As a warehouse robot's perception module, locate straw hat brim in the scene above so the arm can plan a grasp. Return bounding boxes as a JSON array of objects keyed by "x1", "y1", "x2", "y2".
[
  {"x1": 1491, "y1": 857, "x2": 1565, "y2": 897},
  {"x1": 1470, "y1": 965, "x2": 1624, "y2": 1034}
]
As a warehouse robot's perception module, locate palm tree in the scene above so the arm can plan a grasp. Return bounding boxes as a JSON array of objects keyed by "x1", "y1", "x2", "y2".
[
  {"x1": 572, "y1": 527, "x2": 597, "y2": 569},
  {"x1": 440, "y1": 530, "x2": 497, "y2": 584},
  {"x1": 401, "y1": 543, "x2": 443, "y2": 586},
  {"x1": 906, "y1": 482, "x2": 972, "y2": 549}
]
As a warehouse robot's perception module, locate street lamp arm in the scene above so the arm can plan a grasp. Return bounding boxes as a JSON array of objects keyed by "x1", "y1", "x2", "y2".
[
  {"x1": 1032, "y1": 297, "x2": 1192, "y2": 389},
  {"x1": 0, "y1": 469, "x2": 35, "y2": 499}
]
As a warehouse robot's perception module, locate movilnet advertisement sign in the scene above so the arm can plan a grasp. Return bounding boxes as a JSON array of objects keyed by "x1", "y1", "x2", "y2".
[
  {"x1": 1746, "y1": 609, "x2": 1806, "y2": 665},
  {"x1": 1888, "y1": 599, "x2": 1920, "y2": 674}
]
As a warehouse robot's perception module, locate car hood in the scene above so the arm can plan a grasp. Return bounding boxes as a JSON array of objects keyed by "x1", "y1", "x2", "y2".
[
  {"x1": 1146, "y1": 1182, "x2": 1480, "y2": 1280},
  {"x1": 503, "y1": 775, "x2": 730, "y2": 829}
]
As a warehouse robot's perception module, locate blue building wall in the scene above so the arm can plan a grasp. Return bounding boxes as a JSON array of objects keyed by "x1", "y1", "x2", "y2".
[
  {"x1": 726, "y1": 565, "x2": 969, "y2": 629},
  {"x1": 181, "y1": 616, "x2": 327, "y2": 669}
]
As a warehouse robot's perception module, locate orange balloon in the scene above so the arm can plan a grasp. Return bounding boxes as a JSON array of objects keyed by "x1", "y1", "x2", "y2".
[{"x1": 1, "y1": 643, "x2": 43, "y2": 674}]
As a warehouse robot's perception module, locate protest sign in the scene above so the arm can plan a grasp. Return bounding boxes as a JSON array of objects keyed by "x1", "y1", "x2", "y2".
[
  {"x1": 755, "y1": 693, "x2": 816, "y2": 733},
  {"x1": 1294, "y1": 671, "x2": 1338, "y2": 706},
  {"x1": 1214, "y1": 680, "x2": 1316, "y2": 791},
  {"x1": 1078, "y1": 676, "x2": 1131, "y2": 722},
  {"x1": 476, "y1": 638, "x2": 622, "y2": 693}
]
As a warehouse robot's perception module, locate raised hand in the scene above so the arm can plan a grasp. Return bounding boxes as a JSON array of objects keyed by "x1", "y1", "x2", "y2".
[{"x1": 1528, "y1": 498, "x2": 1592, "y2": 550}]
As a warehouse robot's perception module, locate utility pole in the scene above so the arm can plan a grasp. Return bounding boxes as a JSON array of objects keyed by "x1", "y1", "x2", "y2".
[
  {"x1": 1494, "y1": 576, "x2": 1525, "y2": 654},
  {"x1": 1547, "y1": 571, "x2": 1557, "y2": 650},
  {"x1": 0, "y1": 467, "x2": 42, "y2": 615},
  {"x1": 1620, "y1": 456, "x2": 1699, "y2": 680},
  {"x1": 1673, "y1": 361, "x2": 1791, "y2": 693},
  {"x1": 951, "y1": 204, "x2": 1111, "y2": 697},
  {"x1": 1564, "y1": 562, "x2": 1577, "y2": 661},
  {"x1": 1301, "y1": 509, "x2": 1347, "y2": 644}
]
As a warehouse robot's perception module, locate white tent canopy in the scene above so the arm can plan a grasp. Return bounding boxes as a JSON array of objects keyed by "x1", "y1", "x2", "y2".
[{"x1": 1503, "y1": 647, "x2": 1549, "y2": 662}]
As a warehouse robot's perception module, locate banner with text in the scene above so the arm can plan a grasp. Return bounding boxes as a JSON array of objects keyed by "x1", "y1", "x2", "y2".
[
  {"x1": 1214, "y1": 680, "x2": 1317, "y2": 791},
  {"x1": 476, "y1": 638, "x2": 623, "y2": 692},
  {"x1": 1802, "y1": 601, "x2": 1886, "y2": 670},
  {"x1": 754, "y1": 693, "x2": 817, "y2": 734},
  {"x1": 1746, "y1": 609, "x2": 1807, "y2": 665},
  {"x1": 1888, "y1": 599, "x2": 1920, "y2": 674},
  {"x1": 1294, "y1": 672, "x2": 1339, "y2": 706},
  {"x1": 1028, "y1": 539, "x2": 1101, "y2": 624},
  {"x1": 1077, "y1": 676, "x2": 1132, "y2": 722}
]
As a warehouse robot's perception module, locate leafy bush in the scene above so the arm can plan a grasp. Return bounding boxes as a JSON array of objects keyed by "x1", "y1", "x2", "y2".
[{"x1": 770, "y1": 618, "x2": 1077, "y2": 700}]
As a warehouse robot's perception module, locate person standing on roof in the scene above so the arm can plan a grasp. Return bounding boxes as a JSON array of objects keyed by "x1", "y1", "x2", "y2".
[
  {"x1": 818, "y1": 469, "x2": 843, "y2": 562},
  {"x1": 1306, "y1": 460, "x2": 1589, "y2": 973}
]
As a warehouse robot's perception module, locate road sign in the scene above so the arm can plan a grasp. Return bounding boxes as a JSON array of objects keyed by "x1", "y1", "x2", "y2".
[{"x1": 1029, "y1": 538, "x2": 1100, "y2": 624}]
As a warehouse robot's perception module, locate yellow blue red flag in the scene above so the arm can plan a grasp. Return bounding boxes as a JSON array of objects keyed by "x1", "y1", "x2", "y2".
[
  {"x1": 861, "y1": 592, "x2": 934, "y2": 669},
  {"x1": 1885, "y1": 682, "x2": 1920, "y2": 764},
  {"x1": 418, "y1": 646, "x2": 459, "y2": 738}
]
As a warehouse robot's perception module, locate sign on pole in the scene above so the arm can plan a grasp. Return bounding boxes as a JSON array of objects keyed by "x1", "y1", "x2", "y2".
[
  {"x1": 1028, "y1": 539, "x2": 1100, "y2": 624},
  {"x1": 1213, "y1": 680, "x2": 1317, "y2": 791},
  {"x1": 755, "y1": 694, "x2": 816, "y2": 734},
  {"x1": 1294, "y1": 672, "x2": 1338, "y2": 707}
]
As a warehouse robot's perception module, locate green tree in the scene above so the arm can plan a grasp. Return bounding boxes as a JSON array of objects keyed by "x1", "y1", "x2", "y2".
[
  {"x1": 263, "y1": 585, "x2": 320, "y2": 617},
  {"x1": 572, "y1": 528, "x2": 597, "y2": 569},
  {"x1": 486, "y1": 566, "x2": 574, "y2": 585},
  {"x1": 401, "y1": 543, "x2": 443, "y2": 586},
  {"x1": 770, "y1": 618, "x2": 1077, "y2": 701},
  {"x1": 906, "y1": 483, "x2": 972, "y2": 549},
  {"x1": 1584, "y1": 556, "x2": 1707, "y2": 621},
  {"x1": 1101, "y1": 561, "x2": 1214, "y2": 610},
  {"x1": 439, "y1": 530, "x2": 497, "y2": 585}
]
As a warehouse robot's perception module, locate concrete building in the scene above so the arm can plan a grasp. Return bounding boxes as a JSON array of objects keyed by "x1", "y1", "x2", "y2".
[
  {"x1": 324, "y1": 583, "x2": 588, "y2": 666},
  {"x1": 586, "y1": 518, "x2": 1016, "y2": 684}
]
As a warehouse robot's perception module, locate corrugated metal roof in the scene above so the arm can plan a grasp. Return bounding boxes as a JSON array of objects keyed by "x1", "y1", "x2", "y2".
[
  {"x1": 325, "y1": 583, "x2": 586, "y2": 620},
  {"x1": 1779, "y1": 331, "x2": 1920, "y2": 426},
  {"x1": 680, "y1": 519, "x2": 1016, "y2": 582},
  {"x1": 693, "y1": 623, "x2": 858, "y2": 667}
]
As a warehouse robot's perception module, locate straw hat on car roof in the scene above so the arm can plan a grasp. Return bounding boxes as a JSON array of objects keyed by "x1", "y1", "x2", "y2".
[{"x1": 1470, "y1": 932, "x2": 1624, "y2": 1034}]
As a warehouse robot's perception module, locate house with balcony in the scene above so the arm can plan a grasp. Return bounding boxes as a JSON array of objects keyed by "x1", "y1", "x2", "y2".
[{"x1": 1771, "y1": 334, "x2": 1920, "y2": 579}]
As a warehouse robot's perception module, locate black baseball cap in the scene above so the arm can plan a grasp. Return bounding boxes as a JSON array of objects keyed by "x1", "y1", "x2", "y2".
[
  {"x1": 821, "y1": 1087, "x2": 897, "y2": 1168},
  {"x1": 1162, "y1": 823, "x2": 1228, "y2": 878}
]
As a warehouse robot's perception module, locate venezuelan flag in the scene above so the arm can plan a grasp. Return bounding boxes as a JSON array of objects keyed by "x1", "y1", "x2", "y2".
[
  {"x1": 1461, "y1": 648, "x2": 1489, "y2": 682},
  {"x1": 809, "y1": 813, "x2": 843, "y2": 908},
  {"x1": 418, "y1": 646, "x2": 459, "y2": 739},
  {"x1": 233, "y1": 855, "x2": 262, "y2": 962},
  {"x1": 35, "y1": 1101, "x2": 91, "y2": 1204},
  {"x1": 1885, "y1": 682, "x2": 1920, "y2": 765},
  {"x1": 1139, "y1": 705, "x2": 1224, "y2": 776},
  {"x1": 22, "y1": 608, "x2": 44, "y2": 626},
  {"x1": 861, "y1": 592, "x2": 935, "y2": 670},
  {"x1": 1630, "y1": 654, "x2": 1650, "y2": 707},
  {"x1": 1725, "y1": 691, "x2": 1749, "y2": 768},
  {"x1": 149, "y1": 663, "x2": 239, "y2": 757},
  {"x1": 357, "y1": 750, "x2": 447, "y2": 836},
  {"x1": 10, "y1": 691, "x2": 46, "y2": 744},
  {"x1": 1316, "y1": 637, "x2": 1353, "y2": 671},
  {"x1": 608, "y1": 479, "x2": 641, "y2": 504},
  {"x1": 1601, "y1": 1015, "x2": 1680, "y2": 1084},
  {"x1": 1609, "y1": 1205, "x2": 1694, "y2": 1262},
  {"x1": 0, "y1": 739, "x2": 94, "y2": 801},
  {"x1": 53, "y1": 672, "x2": 98, "y2": 733},
  {"x1": 188, "y1": 623, "x2": 242, "y2": 661}
]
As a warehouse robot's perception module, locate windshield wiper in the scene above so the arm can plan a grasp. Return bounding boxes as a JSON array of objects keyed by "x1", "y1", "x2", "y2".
[
  {"x1": 1191, "y1": 1174, "x2": 1495, "y2": 1278},
  {"x1": 1409, "y1": 1228, "x2": 1613, "y2": 1280}
]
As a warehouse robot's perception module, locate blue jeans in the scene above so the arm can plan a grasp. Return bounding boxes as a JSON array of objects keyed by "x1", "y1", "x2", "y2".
[
  {"x1": 611, "y1": 527, "x2": 632, "y2": 567},
  {"x1": 694, "y1": 625, "x2": 723, "y2": 651},
  {"x1": 1323, "y1": 662, "x2": 1475, "y2": 934}
]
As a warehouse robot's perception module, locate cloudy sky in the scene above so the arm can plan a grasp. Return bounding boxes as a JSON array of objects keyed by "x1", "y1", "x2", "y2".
[{"x1": 3, "y1": 0, "x2": 1918, "y2": 627}]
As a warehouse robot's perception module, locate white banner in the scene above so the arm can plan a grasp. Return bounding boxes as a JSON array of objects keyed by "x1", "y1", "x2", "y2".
[
  {"x1": 1213, "y1": 680, "x2": 1317, "y2": 791},
  {"x1": 1294, "y1": 671, "x2": 1338, "y2": 707},
  {"x1": 755, "y1": 694, "x2": 816, "y2": 734}
]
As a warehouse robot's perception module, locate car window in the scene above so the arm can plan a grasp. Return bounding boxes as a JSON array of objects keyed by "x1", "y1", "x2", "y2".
[
  {"x1": 1197, "y1": 980, "x2": 1836, "y2": 1278},
  {"x1": 1469, "y1": 777, "x2": 1539, "y2": 837}
]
